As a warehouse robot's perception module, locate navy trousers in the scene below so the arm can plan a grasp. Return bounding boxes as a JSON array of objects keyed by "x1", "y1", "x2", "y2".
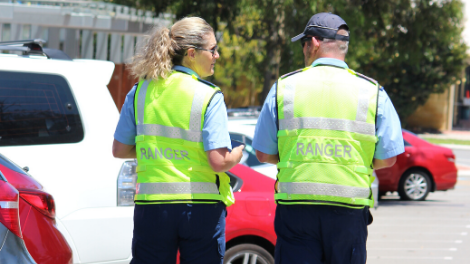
[
  {"x1": 274, "y1": 204, "x2": 371, "y2": 264},
  {"x1": 130, "y1": 203, "x2": 226, "y2": 264}
]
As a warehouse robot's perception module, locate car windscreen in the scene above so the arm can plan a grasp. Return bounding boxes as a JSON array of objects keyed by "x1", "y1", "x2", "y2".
[{"x1": 0, "y1": 71, "x2": 83, "y2": 146}]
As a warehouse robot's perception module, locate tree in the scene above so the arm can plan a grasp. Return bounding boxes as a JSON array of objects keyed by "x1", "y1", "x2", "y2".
[{"x1": 107, "y1": 0, "x2": 467, "y2": 125}]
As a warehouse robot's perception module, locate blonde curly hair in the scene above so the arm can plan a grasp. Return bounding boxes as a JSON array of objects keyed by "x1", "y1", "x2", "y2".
[{"x1": 129, "y1": 17, "x2": 214, "y2": 80}]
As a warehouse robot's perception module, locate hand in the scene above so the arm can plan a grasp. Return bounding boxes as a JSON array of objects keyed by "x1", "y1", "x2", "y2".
[{"x1": 232, "y1": 145, "x2": 245, "y2": 164}]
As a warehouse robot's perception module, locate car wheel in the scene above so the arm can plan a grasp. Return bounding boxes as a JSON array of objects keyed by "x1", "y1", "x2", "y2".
[
  {"x1": 398, "y1": 170, "x2": 431, "y2": 201},
  {"x1": 224, "y1": 244, "x2": 274, "y2": 264}
]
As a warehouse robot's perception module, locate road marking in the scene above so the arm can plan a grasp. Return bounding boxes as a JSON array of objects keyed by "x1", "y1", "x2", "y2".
[
  {"x1": 368, "y1": 256, "x2": 453, "y2": 260},
  {"x1": 367, "y1": 239, "x2": 463, "y2": 243},
  {"x1": 369, "y1": 248, "x2": 458, "y2": 251},
  {"x1": 372, "y1": 217, "x2": 470, "y2": 220},
  {"x1": 370, "y1": 231, "x2": 468, "y2": 235},
  {"x1": 373, "y1": 224, "x2": 470, "y2": 227}
]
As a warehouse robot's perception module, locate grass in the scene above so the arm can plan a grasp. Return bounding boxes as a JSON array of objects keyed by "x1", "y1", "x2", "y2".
[{"x1": 420, "y1": 138, "x2": 470, "y2": 146}]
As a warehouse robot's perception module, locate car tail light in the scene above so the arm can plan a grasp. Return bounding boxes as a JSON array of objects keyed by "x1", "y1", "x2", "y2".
[
  {"x1": 117, "y1": 160, "x2": 137, "y2": 206},
  {"x1": 0, "y1": 181, "x2": 22, "y2": 238},
  {"x1": 444, "y1": 152, "x2": 455, "y2": 163},
  {"x1": 18, "y1": 189, "x2": 56, "y2": 219}
]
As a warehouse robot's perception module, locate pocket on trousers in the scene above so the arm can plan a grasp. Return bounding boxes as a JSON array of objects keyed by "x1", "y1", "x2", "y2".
[
  {"x1": 350, "y1": 243, "x2": 366, "y2": 264},
  {"x1": 217, "y1": 237, "x2": 226, "y2": 258}
]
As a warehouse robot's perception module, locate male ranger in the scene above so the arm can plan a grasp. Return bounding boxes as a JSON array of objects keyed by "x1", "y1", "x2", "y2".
[{"x1": 253, "y1": 13, "x2": 404, "y2": 263}]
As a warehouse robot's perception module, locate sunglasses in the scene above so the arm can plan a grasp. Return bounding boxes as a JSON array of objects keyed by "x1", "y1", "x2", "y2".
[
  {"x1": 300, "y1": 36, "x2": 324, "y2": 48},
  {"x1": 194, "y1": 45, "x2": 219, "y2": 57}
]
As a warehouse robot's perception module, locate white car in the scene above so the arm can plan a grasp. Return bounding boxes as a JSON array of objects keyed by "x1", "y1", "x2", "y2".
[
  {"x1": 0, "y1": 40, "x2": 136, "y2": 263},
  {"x1": 227, "y1": 111, "x2": 379, "y2": 207}
]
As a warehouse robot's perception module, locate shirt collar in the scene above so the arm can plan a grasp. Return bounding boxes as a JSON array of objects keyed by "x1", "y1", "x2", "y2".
[
  {"x1": 173, "y1": 65, "x2": 199, "y2": 77},
  {"x1": 311, "y1": 58, "x2": 349, "y2": 69}
]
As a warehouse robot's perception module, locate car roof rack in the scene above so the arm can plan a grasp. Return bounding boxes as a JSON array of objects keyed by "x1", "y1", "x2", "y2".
[{"x1": 0, "y1": 39, "x2": 72, "y2": 60}]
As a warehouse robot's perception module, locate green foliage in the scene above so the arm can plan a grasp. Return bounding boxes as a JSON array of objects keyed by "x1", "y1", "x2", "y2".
[{"x1": 106, "y1": 0, "x2": 467, "y2": 123}]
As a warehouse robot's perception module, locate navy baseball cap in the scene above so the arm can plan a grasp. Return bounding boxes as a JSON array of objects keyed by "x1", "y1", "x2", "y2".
[{"x1": 291, "y1": 12, "x2": 349, "y2": 42}]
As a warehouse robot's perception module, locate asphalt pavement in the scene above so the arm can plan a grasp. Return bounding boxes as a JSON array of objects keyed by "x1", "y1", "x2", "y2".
[{"x1": 368, "y1": 133, "x2": 470, "y2": 263}]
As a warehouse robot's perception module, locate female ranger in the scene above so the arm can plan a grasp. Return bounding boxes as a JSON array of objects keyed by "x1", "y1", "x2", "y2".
[{"x1": 112, "y1": 17, "x2": 244, "y2": 264}]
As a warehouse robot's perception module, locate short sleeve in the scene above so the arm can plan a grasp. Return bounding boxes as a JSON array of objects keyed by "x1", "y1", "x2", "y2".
[
  {"x1": 252, "y1": 84, "x2": 279, "y2": 155},
  {"x1": 203, "y1": 92, "x2": 232, "y2": 151},
  {"x1": 113, "y1": 85, "x2": 137, "y2": 145},
  {"x1": 374, "y1": 88, "x2": 405, "y2": 159}
]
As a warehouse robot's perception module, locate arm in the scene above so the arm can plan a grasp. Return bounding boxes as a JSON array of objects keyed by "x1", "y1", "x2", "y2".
[
  {"x1": 373, "y1": 156, "x2": 396, "y2": 170},
  {"x1": 373, "y1": 88, "x2": 405, "y2": 165},
  {"x1": 252, "y1": 84, "x2": 279, "y2": 163},
  {"x1": 112, "y1": 139, "x2": 136, "y2": 159},
  {"x1": 256, "y1": 150, "x2": 279, "y2": 165},
  {"x1": 112, "y1": 84, "x2": 138, "y2": 159},
  {"x1": 207, "y1": 145, "x2": 245, "y2": 172},
  {"x1": 203, "y1": 92, "x2": 244, "y2": 172}
]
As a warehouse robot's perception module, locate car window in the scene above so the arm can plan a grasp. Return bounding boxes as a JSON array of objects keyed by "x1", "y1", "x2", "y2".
[
  {"x1": 404, "y1": 140, "x2": 412, "y2": 146},
  {"x1": 0, "y1": 71, "x2": 83, "y2": 146}
]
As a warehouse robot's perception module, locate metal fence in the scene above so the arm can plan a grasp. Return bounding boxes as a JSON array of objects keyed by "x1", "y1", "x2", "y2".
[{"x1": 0, "y1": 0, "x2": 170, "y2": 62}]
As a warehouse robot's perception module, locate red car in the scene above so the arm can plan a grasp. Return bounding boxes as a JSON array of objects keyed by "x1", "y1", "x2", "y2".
[
  {"x1": 375, "y1": 130, "x2": 457, "y2": 201},
  {"x1": 0, "y1": 154, "x2": 72, "y2": 264},
  {"x1": 224, "y1": 164, "x2": 276, "y2": 263}
]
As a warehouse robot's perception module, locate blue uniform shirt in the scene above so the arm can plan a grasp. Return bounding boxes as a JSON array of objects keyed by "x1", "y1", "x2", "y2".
[
  {"x1": 114, "y1": 65, "x2": 232, "y2": 151},
  {"x1": 253, "y1": 58, "x2": 405, "y2": 160}
]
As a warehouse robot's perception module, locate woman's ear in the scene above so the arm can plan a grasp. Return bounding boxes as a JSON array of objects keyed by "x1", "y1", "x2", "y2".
[{"x1": 187, "y1": 48, "x2": 196, "y2": 60}]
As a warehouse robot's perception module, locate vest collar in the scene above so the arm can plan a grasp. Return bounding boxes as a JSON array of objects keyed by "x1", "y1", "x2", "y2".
[
  {"x1": 173, "y1": 65, "x2": 199, "y2": 77},
  {"x1": 311, "y1": 58, "x2": 349, "y2": 69}
]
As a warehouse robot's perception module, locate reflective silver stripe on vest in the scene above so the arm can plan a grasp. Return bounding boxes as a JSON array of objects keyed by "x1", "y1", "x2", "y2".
[
  {"x1": 283, "y1": 81, "x2": 296, "y2": 120},
  {"x1": 136, "y1": 76, "x2": 214, "y2": 142},
  {"x1": 137, "y1": 124, "x2": 203, "y2": 142},
  {"x1": 189, "y1": 89, "x2": 208, "y2": 132},
  {"x1": 136, "y1": 80, "x2": 150, "y2": 125},
  {"x1": 281, "y1": 74, "x2": 375, "y2": 136},
  {"x1": 278, "y1": 182, "x2": 370, "y2": 199},
  {"x1": 279, "y1": 117, "x2": 375, "y2": 136},
  {"x1": 0, "y1": 201, "x2": 18, "y2": 209},
  {"x1": 355, "y1": 87, "x2": 370, "y2": 122},
  {"x1": 137, "y1": 182, "x2": 219, "y2": 195}
]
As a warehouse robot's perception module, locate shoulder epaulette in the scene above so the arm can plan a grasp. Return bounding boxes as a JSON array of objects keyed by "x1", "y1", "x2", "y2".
[
  {"x1": 195, "y1": 76, "x2": 217, "y2": 88},
  {"x1": 355, "y1": 71, "x2": 379, "y2": 86},
  {"x1": 281, "y1": 69, "x2": 303, "y2": 79},
  {"x1": 174, "y1": 69, "x2": 218, "y2": 88}
]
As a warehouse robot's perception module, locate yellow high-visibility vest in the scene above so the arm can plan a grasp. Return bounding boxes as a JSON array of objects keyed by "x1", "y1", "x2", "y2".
[
  {"x1": 276, "y1": 64, "x2": 379, "y2": 208},
  {"x1": 133, "y1": 70, "x2": 234, "y2": 206}
]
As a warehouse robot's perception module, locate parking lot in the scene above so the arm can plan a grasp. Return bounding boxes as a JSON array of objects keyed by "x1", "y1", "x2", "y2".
[{"x1": 367, "y1": 171, "x2": 470, "y2": 263}]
